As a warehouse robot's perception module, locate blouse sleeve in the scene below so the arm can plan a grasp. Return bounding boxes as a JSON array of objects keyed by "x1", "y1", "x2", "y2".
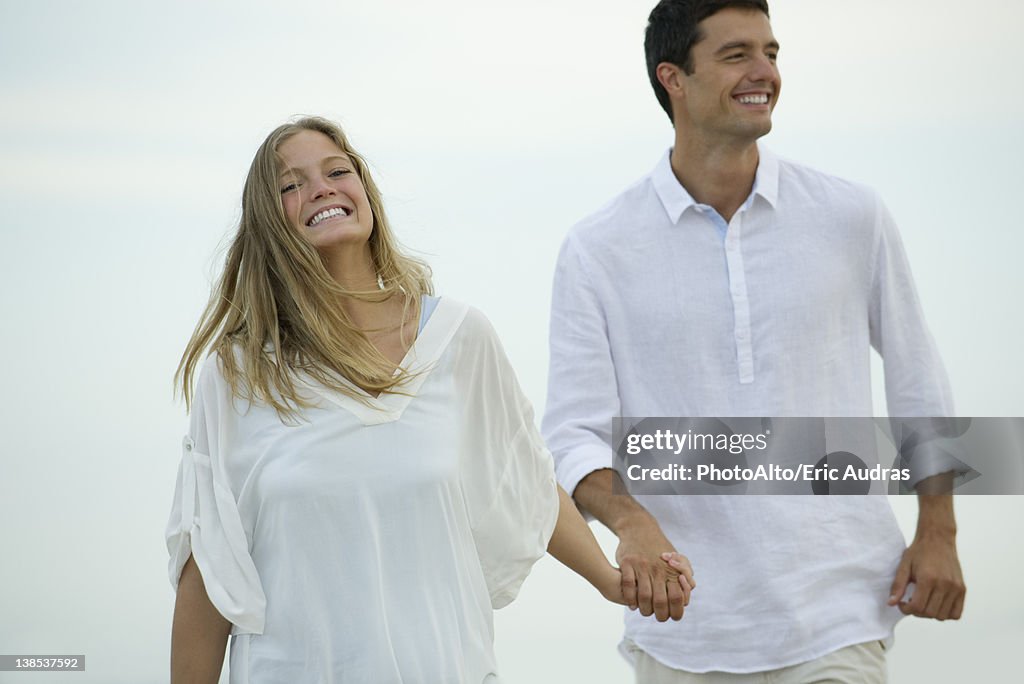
[
  {"x1": 164, "y1": 355, "x2": 267, "y2": 634},
  {"x1": 455, "y1": 308, "x2": 560, "y2": 609}
]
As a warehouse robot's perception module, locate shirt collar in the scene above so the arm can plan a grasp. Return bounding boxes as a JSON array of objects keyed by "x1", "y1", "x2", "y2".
[{"x1": 651, "y1": 143, "x2": 780, "y2": 224}]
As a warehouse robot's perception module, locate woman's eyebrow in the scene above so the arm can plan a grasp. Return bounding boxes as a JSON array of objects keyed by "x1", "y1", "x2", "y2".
[{"x1": 279, "y1": 156, "x2": 352, "y2": 179}]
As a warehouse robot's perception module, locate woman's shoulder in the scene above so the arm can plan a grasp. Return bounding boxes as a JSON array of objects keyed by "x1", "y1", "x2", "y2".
[
  {"x1": 433, "y1": 298, "x2": 523, "y2": 387},
  {"x1": 195, "y1": 344, "x2": 243, "y2": 383},
  {"x1": 431, "y1": 297, "x2": 501, "y2": 346},
  {"x1": 193, "y1": 343, "x2": 260, "y2": 406}
]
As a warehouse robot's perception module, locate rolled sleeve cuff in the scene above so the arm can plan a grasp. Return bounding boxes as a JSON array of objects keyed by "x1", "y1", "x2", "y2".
[
  {"x1": 166, "y1": 436, "x2": 266, "y2": 635},
  {"x1": 555, "y1": 442, "x2": 615, "y2": 499},
  {"x1": 907, "y1": 444, "x2": 973, "y2": 490}
]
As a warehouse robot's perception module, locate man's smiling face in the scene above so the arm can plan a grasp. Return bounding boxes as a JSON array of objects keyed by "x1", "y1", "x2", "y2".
[{"x1": 672, "y1": 7, "x2": 781, "y2": 145}]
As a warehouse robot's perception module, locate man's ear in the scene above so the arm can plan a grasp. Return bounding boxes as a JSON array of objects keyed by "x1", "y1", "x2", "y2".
[{"x1": 656, "y1": 62, "x2": 686, "y2": 102}]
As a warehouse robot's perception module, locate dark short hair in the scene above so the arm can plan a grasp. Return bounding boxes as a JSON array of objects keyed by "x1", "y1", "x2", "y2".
[{"x1": 645, "y1": 0, "x2": 770, "y2": 122}]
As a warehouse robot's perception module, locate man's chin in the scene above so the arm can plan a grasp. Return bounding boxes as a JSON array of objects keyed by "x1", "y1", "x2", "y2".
[{"x1": 740, "y1": 119, "x2": 773, "y2": 142}]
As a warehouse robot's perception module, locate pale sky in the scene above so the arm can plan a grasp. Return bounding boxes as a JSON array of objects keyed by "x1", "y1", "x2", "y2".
[{"x1": 1, "y1": 1, "x2": 1022, "y2": 682}]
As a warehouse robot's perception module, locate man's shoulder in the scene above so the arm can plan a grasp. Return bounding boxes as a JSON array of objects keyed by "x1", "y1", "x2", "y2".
[
  {"x1": 773, "y1": 153, "x2": 880, "y2": 208},
  {"x1": 567, "y1": 172, "x2": 659, "y2": 246}
]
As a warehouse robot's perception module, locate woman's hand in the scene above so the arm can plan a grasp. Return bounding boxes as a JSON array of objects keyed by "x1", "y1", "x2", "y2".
[
  {"x1": 662, "y1": 551, "x2": 696, "y2": 613},
  {"x1": 595, "y1": 563, "x2": 627, "y2": 605}
]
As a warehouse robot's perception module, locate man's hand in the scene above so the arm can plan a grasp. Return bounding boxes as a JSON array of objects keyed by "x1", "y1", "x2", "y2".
[
  {"x1": 889, "y1": 476, "x2": 965, "y2": 621},
  {"x1": 616, "y1": 512, "x2": 695, "y2": 621},
  {"x1": 571, "y1": 469, "x2": 695, "y2": 621},
  {"x1": 888, "y1": 529, "x2": 965, "y2": 620}
]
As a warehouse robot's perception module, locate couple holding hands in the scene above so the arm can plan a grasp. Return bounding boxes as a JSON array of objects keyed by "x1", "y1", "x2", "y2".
[{"x1": 168, "y1": 2, "x2": 965, "y2": 682}]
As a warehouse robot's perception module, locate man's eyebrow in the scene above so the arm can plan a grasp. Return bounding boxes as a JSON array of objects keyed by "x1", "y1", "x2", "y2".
[{"x1": 715, "y1": 39, "x2": 780, "y2": 54}]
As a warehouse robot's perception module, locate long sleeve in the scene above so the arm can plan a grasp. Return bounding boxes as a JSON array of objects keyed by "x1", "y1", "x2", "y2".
[
  {"x1": 541, "y1": 232, "x2": 623, "y2": 496},
  {"x1": 455, "y1": 309, "x2": 559, "y2": 609},
  {"x1": 165, "y1": 356, "x2": 267, "y2": 634},
  {"x1": 867, "y1": 193, "x2": 966, "y2": 487}
]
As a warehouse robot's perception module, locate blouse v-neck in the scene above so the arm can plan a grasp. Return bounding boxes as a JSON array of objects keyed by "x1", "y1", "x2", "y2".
[{"x1": 299, "y1": 297, "x2": 468, "y2": 425}]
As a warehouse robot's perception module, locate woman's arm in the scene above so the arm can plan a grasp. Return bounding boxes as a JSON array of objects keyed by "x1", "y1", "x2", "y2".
[
  {"x1": 171, "y1": 554, "x2": 232, "y2": 684},
  {"x1": 546, "y1": 484, "x2": 626, "y2": 605},
  {"x1": 547, "y1": 485, "x2": 693, "y2": 619}
]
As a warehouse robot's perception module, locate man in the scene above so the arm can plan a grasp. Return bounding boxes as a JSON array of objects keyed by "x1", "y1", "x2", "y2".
[{"x1": 541, "y1": 1, "x2": 966, "y2": 681}]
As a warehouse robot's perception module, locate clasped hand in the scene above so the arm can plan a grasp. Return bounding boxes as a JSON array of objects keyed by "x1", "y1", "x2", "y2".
[{"x1": 605, "y1": 514, "x2": 695, "y2": 622}]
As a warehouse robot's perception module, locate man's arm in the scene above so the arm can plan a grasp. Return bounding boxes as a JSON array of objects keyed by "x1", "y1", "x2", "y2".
[
  {"x1": 867, "y1": 193, "x2": 966, "y2": 621},
  {"x1": 542, "y1": 234, "x2": 692, "y2": 622},
  {"x1": 888, "y1": 473, "x2": 965, "y2": 620},
  {"x1": 573, "y1": 469, "x2": 694, "y2": 621}
]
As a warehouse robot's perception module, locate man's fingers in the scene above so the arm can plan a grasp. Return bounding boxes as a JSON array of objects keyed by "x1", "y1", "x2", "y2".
[
  {"x1": 650, "y1": 575, "x2": 671, "y2": 622},
  {"x1": 933, "y1": 577, "x2": 966, "y2": 620},
  {"x1": 620, "y1": 562, "x2": 638, "y2": 611},
  {"x1": 621, "y1": 545, "x2": 695, "y2": 621},
  {"x1": 888, "y1": 560, "x2": 911, "y2": 606},
  {"x1": 905, "y1": 582, "x2": 933, "y2": 617},
  {"x1": 935, "y1": 591, "x2": 956, "y2": 621},
  {"x1": 922, "y1": 584, "x2": 945, "y2": 619},
  {"x1": 666, "y1": 575, "x2": 685, "y2": 621},
  {"x1": 950, "y1": 593, "x2": 965, "y2": 620},
  {"x1": 636, "y1": 566, "x2": 655, "y2": 617}
]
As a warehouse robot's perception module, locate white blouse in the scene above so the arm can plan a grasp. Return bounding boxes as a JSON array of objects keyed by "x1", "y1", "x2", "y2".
[{"x1": 166, "y1": 299, "x2": 559, "y2": 683}]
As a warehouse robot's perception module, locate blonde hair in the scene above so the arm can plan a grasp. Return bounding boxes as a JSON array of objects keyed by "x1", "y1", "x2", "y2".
[{"x1": 176, "y1": 116, "x2": 433, "y2": 418}]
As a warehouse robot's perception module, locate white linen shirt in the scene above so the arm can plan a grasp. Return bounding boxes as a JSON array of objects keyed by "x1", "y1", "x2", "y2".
[
  {"x1": 542, "y1": 147, "x2": 954, "y2": 673},
  {"x1": 166, "y1": 299, "x2": 558, "y2": 683}
]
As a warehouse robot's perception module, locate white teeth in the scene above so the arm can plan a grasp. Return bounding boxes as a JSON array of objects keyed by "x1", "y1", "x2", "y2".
[
  {"x1": 308, "y1": 207, "x2": 350, "y2": 227},
  {"x1": 737, "y1": 94, "x2": 769, "y2": 105}
]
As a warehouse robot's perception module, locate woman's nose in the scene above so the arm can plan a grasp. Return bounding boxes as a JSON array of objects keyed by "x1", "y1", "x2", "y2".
[{"x1": 310, "y1": 178, "x2": 336, "y2": 201}]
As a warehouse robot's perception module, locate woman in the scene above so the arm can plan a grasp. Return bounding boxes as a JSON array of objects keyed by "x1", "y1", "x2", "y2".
[{"x1": 166, "y1": 116, "x2": 682, "y2": 683}]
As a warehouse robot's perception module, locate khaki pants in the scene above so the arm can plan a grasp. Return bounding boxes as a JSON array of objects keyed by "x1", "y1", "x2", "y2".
[{"x1": 628, "y1": 640, "x2": 887, "y2": 684}]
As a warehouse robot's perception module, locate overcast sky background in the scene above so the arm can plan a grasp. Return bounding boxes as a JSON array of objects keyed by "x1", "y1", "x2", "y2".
[{"x1": 1, "y1": 1, "x2": 1022, "y2": 682}]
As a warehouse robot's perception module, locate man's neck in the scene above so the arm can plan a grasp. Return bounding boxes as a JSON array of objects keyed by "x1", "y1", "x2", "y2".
[{"x1": 670, "y1": 137, "x2": 761, "y2": 223}]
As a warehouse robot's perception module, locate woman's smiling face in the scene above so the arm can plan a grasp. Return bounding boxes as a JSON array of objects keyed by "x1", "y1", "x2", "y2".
[{"x1": 276, "y1": 129, "x2": 374, "y2": 249}]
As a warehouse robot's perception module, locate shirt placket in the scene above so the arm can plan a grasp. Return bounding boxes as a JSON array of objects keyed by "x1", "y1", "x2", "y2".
[{"x1": 724, "y1": 213, "x2": 754, "y2": 384}]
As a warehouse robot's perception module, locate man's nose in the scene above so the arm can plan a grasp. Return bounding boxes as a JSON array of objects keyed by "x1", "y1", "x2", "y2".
[{"x1": 746, "y1": 53, "x2": 777, "y2": 84}]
